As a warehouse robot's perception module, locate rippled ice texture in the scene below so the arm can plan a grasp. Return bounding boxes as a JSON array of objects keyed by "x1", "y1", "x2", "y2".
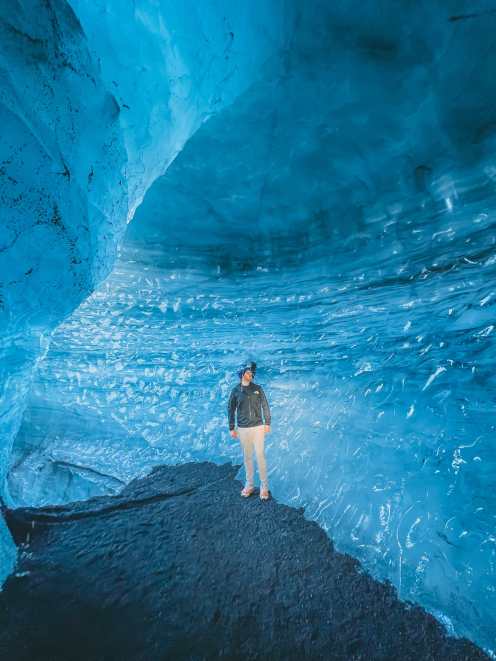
[
  {"x1": 10, "y1": 196, "x2": 496, "y2": 652},
  {"x1": 3, "y1": 1, "x2": 496, "y2": 654},
  {"x1": 0, "y1": 0, "x2": 288, "y2": 583}
]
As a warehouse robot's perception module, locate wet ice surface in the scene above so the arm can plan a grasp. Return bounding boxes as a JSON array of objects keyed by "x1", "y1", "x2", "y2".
[{"x1": 9, "y1": 198, "x2": 496, "y2": 653}]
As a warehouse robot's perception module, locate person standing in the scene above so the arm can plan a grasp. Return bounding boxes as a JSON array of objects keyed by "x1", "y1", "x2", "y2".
[{"x1": 227, "y1": 361, "x2": 271, "y2": 500}]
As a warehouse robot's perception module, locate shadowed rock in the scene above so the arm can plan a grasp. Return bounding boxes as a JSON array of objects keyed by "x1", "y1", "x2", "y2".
[{"x1": 0, "y1": 462, "x2": 489, "y2": 660}]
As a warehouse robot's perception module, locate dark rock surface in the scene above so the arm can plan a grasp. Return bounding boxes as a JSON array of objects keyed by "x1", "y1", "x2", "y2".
[{"x1": 0, "y1": 462, "x2": 489, "y2": 660}]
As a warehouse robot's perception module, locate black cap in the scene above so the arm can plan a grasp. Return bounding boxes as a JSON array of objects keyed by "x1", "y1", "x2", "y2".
[{"x1": 238, "y1": 361, "x2": 257, "y2": 379}]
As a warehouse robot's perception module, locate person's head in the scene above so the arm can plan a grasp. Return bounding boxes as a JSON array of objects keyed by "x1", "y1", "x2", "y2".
[
  {"x1": 241, "y1": 368, "x2": 253, "y2": 383},
  {"x1": 238, "y1": 361, "x2": 257, "y2": 382}
]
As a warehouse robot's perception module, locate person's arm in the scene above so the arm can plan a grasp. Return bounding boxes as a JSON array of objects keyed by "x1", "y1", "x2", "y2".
[
  {"x1": 227, "y1": 388, "x2": 237, "y2": 431},
  {"x1": 260, "y1": 386, "x2": 271, "y2": 426}
]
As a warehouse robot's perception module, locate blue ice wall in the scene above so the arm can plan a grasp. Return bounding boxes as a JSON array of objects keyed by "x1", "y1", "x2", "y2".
[
  {"x1": 2, "y1": 0, "x2": 496, "y2": 654},
  {"x1": 11, "y1": 207, "x2": 496, "y2": 652},
  {"x1": 0, "y1": 0, "x2": 290, "y2": 583}
]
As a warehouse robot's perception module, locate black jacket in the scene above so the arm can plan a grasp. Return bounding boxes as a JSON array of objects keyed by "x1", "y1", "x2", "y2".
[{"x1": 227, "y1": 382, "x2": 271, "y2": 430}]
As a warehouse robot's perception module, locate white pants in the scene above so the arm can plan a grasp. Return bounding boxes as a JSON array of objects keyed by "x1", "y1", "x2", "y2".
[{"x1": 238, "y1": 425, "x2": 268, "y2": 490}]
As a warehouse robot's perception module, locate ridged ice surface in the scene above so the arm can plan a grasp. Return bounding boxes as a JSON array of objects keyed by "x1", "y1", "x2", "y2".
[
  {"x1": 0, "y1": 0, "x2": 289, "y2": 583},
  {"x1": 2, "y1": 0, "x2": 496, "y2": 655},
  {"x1": 10, "y1": 193, "x2": 496, "y2": 652}
]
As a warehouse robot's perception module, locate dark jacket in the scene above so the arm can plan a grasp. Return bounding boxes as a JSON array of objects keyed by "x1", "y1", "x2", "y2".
[{"x1": 227, "y1": 382, "x2": 271, "y2": 430}]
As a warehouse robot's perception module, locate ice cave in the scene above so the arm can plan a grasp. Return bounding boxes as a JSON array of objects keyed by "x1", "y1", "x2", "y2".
[{"x1": 0, "y1": 1, "x2": 495, "y2": 658}]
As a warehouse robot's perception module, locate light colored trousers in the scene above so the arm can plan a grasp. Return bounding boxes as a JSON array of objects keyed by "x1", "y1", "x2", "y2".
[{"x1": 238, "y1": 425, "x2": 269, "y2": 490}]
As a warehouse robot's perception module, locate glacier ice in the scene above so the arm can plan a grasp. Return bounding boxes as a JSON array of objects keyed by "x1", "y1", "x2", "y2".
[
  {"x1": 2, "y1": 0, "x2": 496, "y2": 656},
  {"x1": 11, "y1": 198, "x2": 496, "y2": 652},
  {"x1": 0, "y1": 0, "x2": 289, "y2": 583}
]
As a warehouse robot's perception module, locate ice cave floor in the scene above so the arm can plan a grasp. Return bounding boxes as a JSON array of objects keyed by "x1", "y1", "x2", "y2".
[{"x1": 0, "y1": 461, "x2": 488, "y2": 661}]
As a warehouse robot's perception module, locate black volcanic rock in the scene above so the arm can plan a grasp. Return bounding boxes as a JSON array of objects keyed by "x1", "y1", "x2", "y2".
[{"x1": 0, "y1": 461, "x2": 489, "y2": 660}]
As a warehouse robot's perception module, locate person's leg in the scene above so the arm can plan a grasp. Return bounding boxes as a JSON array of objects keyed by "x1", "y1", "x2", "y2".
[
  {"x1": 252, "y1": 425, "x2": 269, "y2": 491},
  {"x1": 238, "y1": 427, "x2": 255, "y2": 488}
]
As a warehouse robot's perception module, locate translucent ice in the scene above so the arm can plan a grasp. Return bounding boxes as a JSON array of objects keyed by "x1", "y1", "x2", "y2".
[
  {"x1": 12, "y1": 198, "x2": 496, "y2": 653},
  {"x1": 0, "y1": 0, "x2": 289, "y2": 582},
  {"x1": 2, "y1": 1, "x2": 496, "y2": 655}
]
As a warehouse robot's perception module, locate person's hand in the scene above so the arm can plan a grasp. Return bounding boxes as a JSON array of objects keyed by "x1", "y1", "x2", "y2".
[
  {"x1": 264, "y1": 425, "x2": 271, "y2": 434},
  {"x1": 230, "y1": 429, "x2": 238, "y2": 439}
]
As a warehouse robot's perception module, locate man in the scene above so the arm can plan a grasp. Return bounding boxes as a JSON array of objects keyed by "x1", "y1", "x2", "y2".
[{"x1": 227, "y1": 361, "x2": 271, "y2": 500}]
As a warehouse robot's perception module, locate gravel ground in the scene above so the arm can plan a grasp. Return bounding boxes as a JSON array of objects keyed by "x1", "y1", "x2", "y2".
[{"x1": 0, "y1": 461, "x2": 489, "y2": 661}]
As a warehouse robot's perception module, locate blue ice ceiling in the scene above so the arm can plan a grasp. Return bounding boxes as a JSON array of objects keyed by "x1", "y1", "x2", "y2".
[
  {"x1": 0, "y1": 0, "x2": 289, "y2": 581},
  {"x1": 1, "y1": 0, "x2": 496, "y2": 655}
]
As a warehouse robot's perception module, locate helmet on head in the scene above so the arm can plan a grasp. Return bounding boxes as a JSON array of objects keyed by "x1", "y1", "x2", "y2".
[{"x1": 238, "y1": 361, "x2": 257, "y2": 380}]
